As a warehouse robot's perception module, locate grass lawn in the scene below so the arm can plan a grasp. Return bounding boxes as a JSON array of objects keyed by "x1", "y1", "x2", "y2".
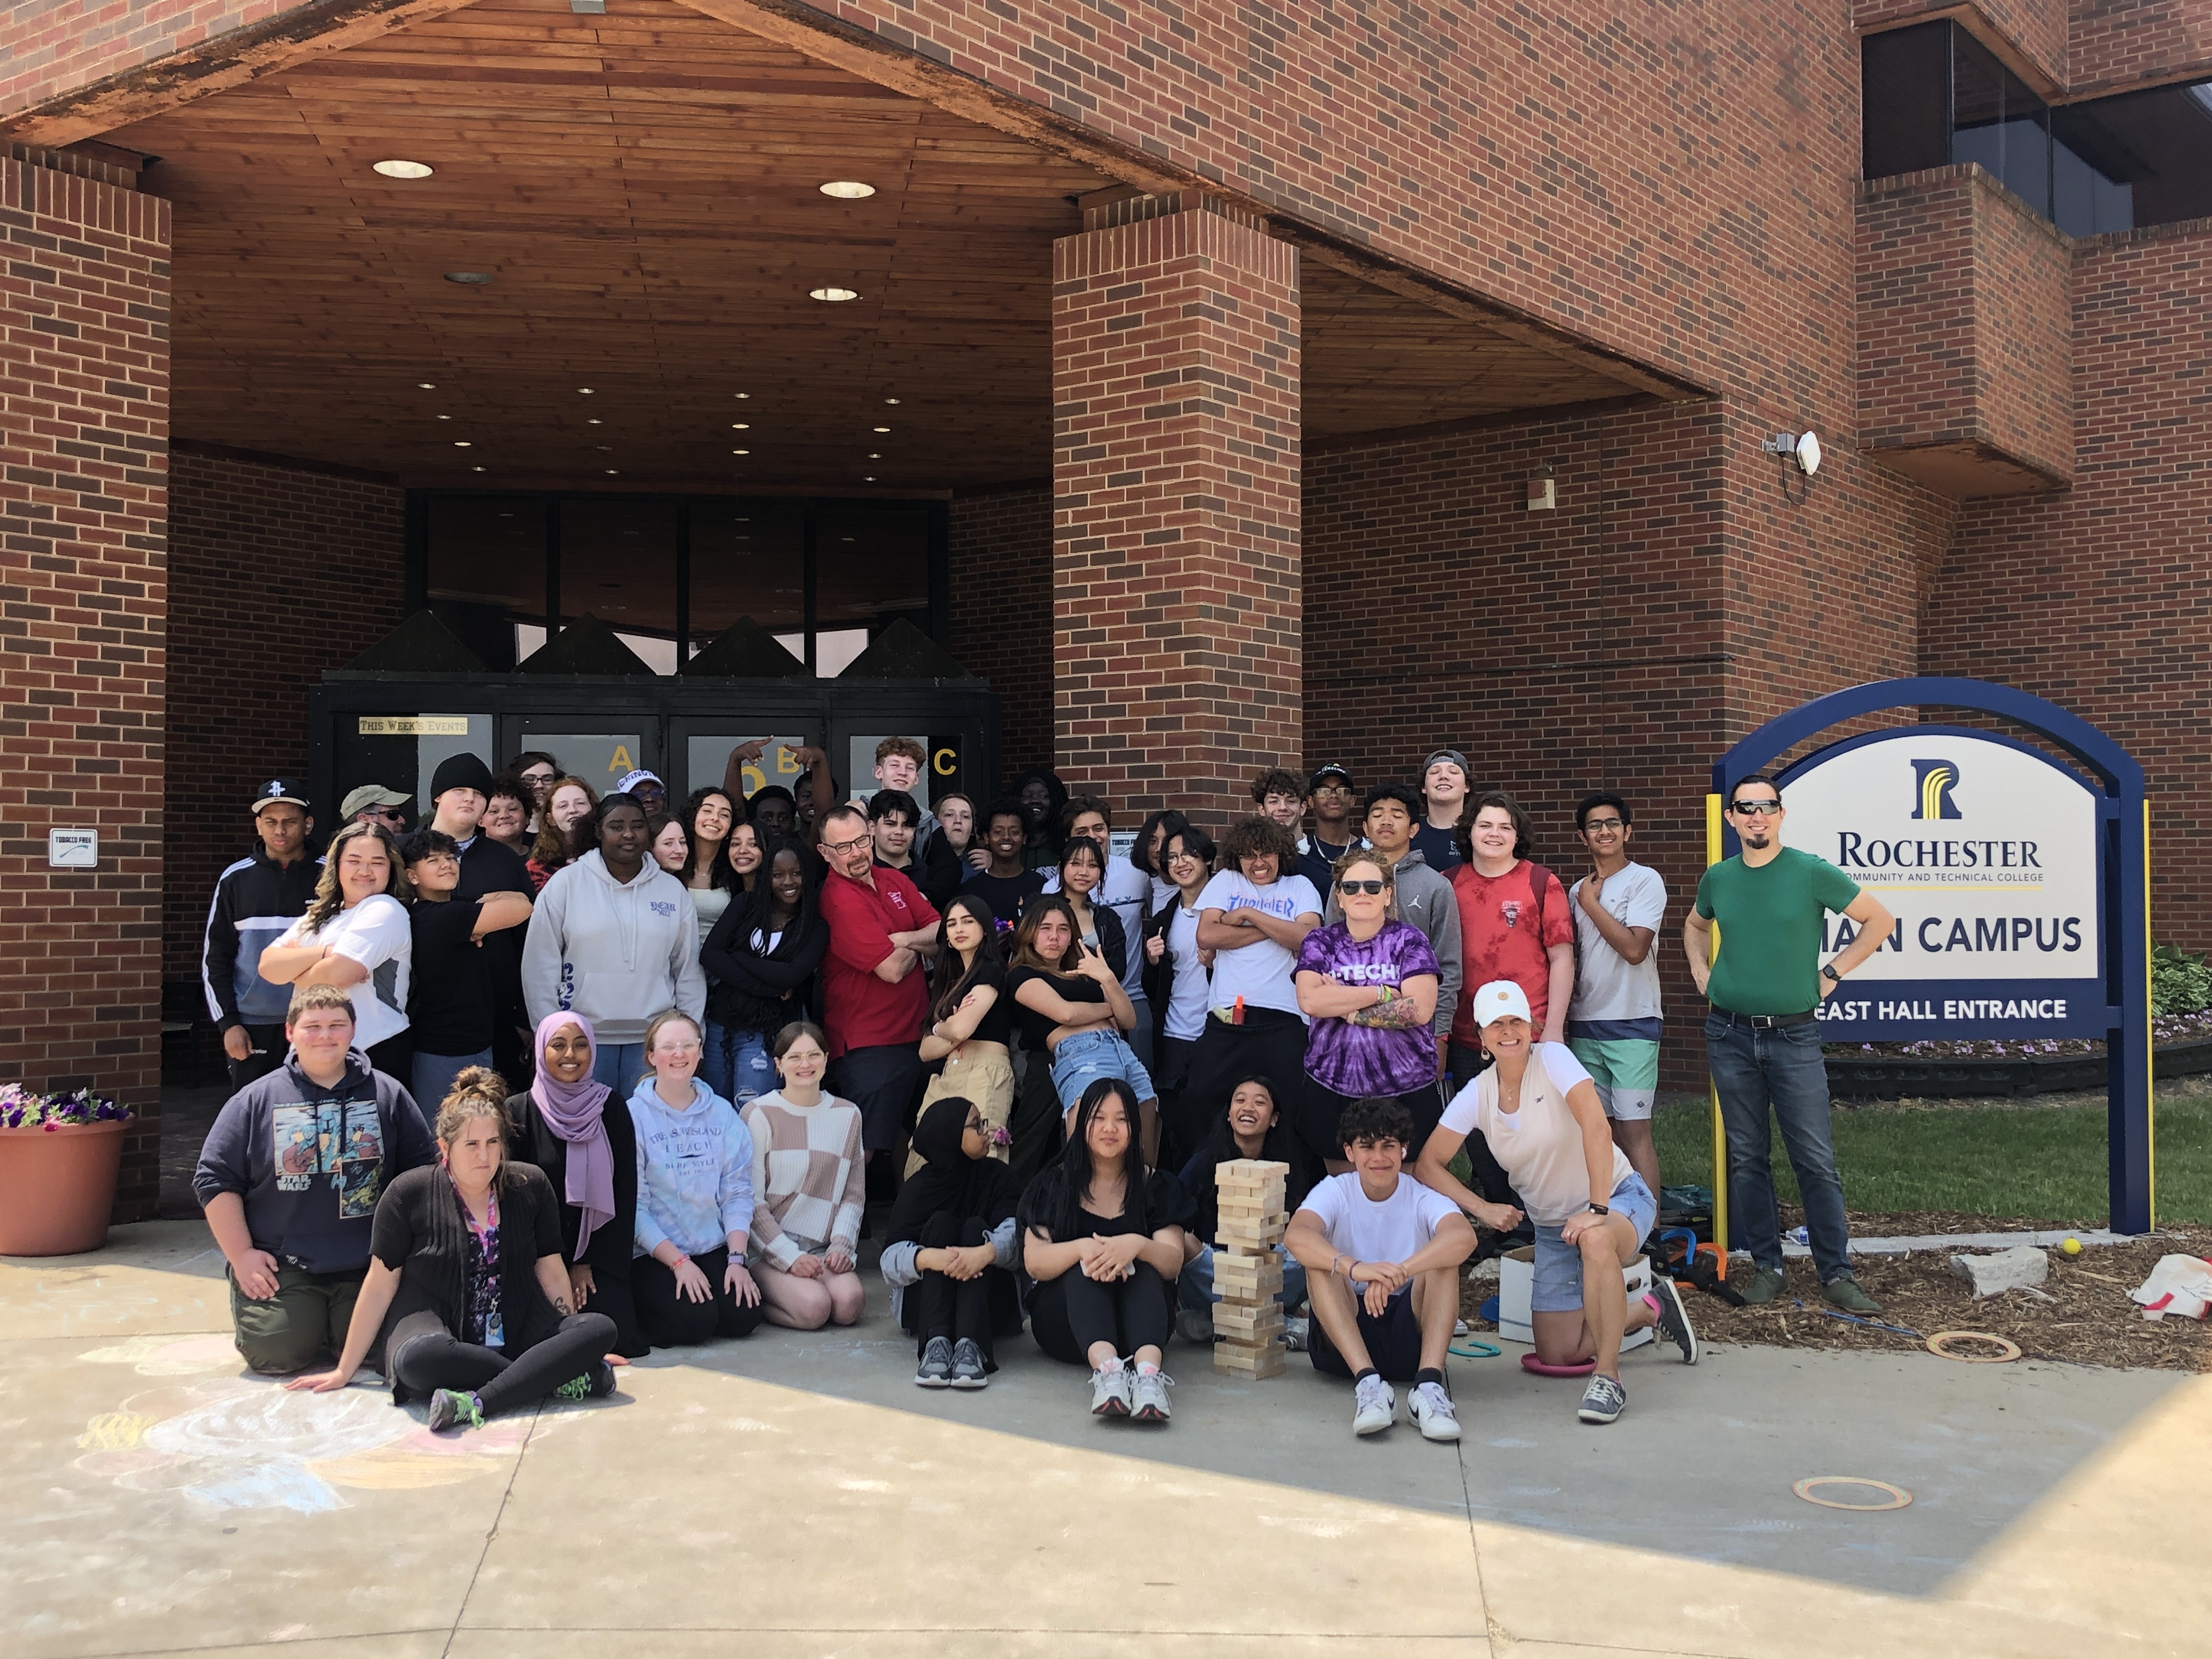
[{"x1": 1648, "y1": 1093, "x2": 2211, "y2": 1226}]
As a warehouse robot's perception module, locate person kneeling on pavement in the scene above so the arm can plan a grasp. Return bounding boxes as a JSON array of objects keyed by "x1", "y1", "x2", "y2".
[
  {"x1": 1283, "y1": 1097, "x2": 1474, "y2": 1443},
  {"x1": 194, "y1": 984, "x2": 437, "y2": 1374},
  {"x1": 1416, "y1": 980, "x2": 1697, "y2": 1427},
  {"x1": 285, "y1": 1070, "x2": 623, "y2": 1430}
]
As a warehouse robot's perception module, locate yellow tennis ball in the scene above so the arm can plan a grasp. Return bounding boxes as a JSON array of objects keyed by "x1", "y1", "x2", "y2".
[{"x1": 2060, "y1": 1237, "x2": 2082, "y2": 1257}]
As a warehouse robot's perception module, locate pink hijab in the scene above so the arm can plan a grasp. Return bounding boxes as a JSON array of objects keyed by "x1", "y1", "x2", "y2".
[{"x1": 527, "y1": 1012, "x2": 617, "y2": 1257}]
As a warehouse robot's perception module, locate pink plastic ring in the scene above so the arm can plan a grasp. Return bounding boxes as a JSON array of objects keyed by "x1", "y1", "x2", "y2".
[{"x1": 1520, "y1": 1353, "x2": 1596, "y2": 1377}]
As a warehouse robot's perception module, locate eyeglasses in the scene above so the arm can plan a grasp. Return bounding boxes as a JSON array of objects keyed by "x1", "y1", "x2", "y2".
[
  {"x1": 1581, "y1": 817, "x2": 1625, "y2": 832},
  {"x1": 1729, "y1": 799, "x2": 1784, "y2": 816},
  {"x1": 1336, "y1": 878, "x2": 1387, "y2": 895},
  {"x1": 821, "y1": 833, "x2": 871, "y2": 856},
  {"x1": 365, "y1": 808, "x2": 406, "y2": 822},
  {"x1": 964, "y1": 1116, "x2": 985, "y2": 1134}
]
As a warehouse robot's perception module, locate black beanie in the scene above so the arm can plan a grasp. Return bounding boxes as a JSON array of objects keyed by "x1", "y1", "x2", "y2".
[{"x1": 430, "y1": 752, "x2": 495, "y2": 800}]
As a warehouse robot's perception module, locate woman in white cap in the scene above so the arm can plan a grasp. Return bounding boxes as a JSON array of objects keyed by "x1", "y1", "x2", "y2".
[{"x1": 1414, "y1": 980, "x2": 1697, "y2": 1427}]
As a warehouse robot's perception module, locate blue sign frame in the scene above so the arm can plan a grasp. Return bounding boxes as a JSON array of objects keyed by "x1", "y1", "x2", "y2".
[{"x1": 1714, "y1": 677, "x2": 2152, "y2": 1234}]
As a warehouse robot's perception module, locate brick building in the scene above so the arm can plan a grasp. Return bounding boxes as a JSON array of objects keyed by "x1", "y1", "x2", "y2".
[{"x1": 0, "y1": 1, "x2": 2204, "y2": 1215}]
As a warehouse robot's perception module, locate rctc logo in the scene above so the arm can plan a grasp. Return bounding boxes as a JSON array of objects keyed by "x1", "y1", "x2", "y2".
[{"x1": 1911, "y1": 758, "x2": 1961, "y2": 821}]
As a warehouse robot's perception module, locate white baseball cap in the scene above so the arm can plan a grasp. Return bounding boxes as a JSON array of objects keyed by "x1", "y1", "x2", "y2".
[{"x1": 1472, "y1": 980, "x2": 1533, "y2": 1027}]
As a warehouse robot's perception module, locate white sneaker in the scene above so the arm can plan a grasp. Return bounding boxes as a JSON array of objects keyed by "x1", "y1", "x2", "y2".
[
  {"x1": 1130, "y1": 1368, "x2": 1173, "y2": 1423},
  {"x1": 1408, "y1": 1380, "x2": 1460, "y2": 1442},
  {"x1": 1352, "y1": 1373, "x2": 1395, "y2": 1436},
  {"x1": 1090, "y1": 1363, "x2": 1132, "y2": 1418}
]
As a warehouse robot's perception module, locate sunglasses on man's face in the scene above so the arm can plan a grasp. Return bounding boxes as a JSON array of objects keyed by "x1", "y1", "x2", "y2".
[
  {"x1": 1729, "y1": 799, "x2": 1783, "y2": 816},
  {"x1": 1337, "y1": 878, "x2": 1387, "y2": 895}
]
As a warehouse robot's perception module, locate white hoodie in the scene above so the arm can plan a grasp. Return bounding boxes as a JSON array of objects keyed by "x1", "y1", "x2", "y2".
[{"x1": 522, "y1": 851, "x2": 707, "y2": 1045}]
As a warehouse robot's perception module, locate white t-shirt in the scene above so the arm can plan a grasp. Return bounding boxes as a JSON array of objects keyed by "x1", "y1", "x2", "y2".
[
  {"x1": 1299, "y1": 1171, "x2": 1462, "y2": 1264},
  {"x1": 275, "y1": 893, "x2": 412, "y2": 1051},
  {"x1": 1042, "y1": 853, "x2": 1150, "y2": 999},
  {"x1": 1438, "y1": 1043, "x2": 1633, "y2": 1225},
  {"x1": 1164, "y1": 902, "x2": 1210, "y2": 1041},
  {"x1": 1565, "y1": 861, "x2": 1667, "y2": 1028},
  {"x1": 1197, "y1": 870, "x2": 1323, "y2": 1019}
]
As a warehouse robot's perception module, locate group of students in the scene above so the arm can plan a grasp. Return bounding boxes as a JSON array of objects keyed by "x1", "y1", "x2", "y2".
[{"x1": 195, "y1": 740, "x2": 1722, "y2": 1437}]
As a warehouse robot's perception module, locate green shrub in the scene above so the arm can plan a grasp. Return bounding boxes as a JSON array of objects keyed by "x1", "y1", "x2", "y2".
[{"x1": 2152, "y1": 944, "x2": 2212, "y2": 1016}]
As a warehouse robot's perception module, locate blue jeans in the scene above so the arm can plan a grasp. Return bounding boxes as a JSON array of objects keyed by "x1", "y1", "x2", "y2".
[
  {"x1": 1048, "y1": 1027, "x2": 1156, "y2": 1108},
  {"x1": 591, "y1": 1042, "x2": 647, "y2": 1099},
  {"x1": 1704, "y1": 1013, "x2": 1850, "y2": 1282},
  {"x1": 704, "y1": 1023, "x2": 775, "y2": 1104},
  {"x1": 411, "y1": 1048, "x2": 493, "y2": 1120},
  {"x1": 1177, "y1": 1243, "x2": 1308, "y2": 1315}
]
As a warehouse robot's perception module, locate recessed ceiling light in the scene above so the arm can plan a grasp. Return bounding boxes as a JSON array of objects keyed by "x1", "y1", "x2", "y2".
[
  {"x1": 596, "y1": 445, "x2": 611, "y2": 452},
  {"x1": 374, "y1": 160, "x2": 434, "y2": 179},
  {"x1": 472, "y1": 466, "x2": 485, "y2": 472},
  {"x1": 864, "y1": 476, "x2": 876, "y2": 482},
  {"x1": 587, "y1": 418, "x2": 601, "y2": 425},
  {"x1": 578, "y1": 387, "x2": 594, "y2": 394},
  {"x1": 418, "y1": 381, "x2": 437, "y2": 389},
  {"x1": 884, "y1": 397, "x2": 900, "y2": 405},
  {"x1": 445, "y1": 271, "x2": 492, "y2": 284},
  {"x1": 605, "y1": 469, "x2": 618, "y2": 475},
  {"x1": 731, "y1": 423, "x2": 749, "y2": 430},
  {"x1": 873, "y1": 426, "x2": 890, "y2": 433},
  {"x1": 732, "y1": 449, "x2": 750, "y2": 455},
  {"x1": 820, "y1": 180, "x2": 876, "y2": 199},
  {"x1": 868, "y1": 452, "x2": 881, "y2": 459},
  {"x1": 810, "y1": 287, "x2": 859, "y2": 303},
  {"x1": 735, "y1": 392, "x2": 750, "y2": 399},
  {"x1": 454, "y1": 441, "x2": 472, "y2": 447},
  {"x1": 437, "y1": 414, "x2": 451, "y2": 421}
]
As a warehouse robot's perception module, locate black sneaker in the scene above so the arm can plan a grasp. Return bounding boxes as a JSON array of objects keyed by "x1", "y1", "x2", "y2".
[
  {"x1": 1648, "y1": 1277, "x2": 1700, "y2": 1365},
  {"x1": 915, "y1": 1336, "x2": 953, "y2": 1389},
  {"x1": 949, "y1": 1338, "x2": 989, "y2": 1390}
]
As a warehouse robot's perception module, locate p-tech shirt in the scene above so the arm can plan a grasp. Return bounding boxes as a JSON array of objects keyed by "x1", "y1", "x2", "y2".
[
  {"x1": 818, "y1": 865, "x2": 940, "y2": 1058},
  {"x1": 273, "y1": 895, "x2": 413, "y2": 1051},
  {"x1": 1447, "y1": 860, "x2": 1572, "y2": 1045},
  {"x1": 1695, "y1": 847, "x2": 1861, "y2": 1017},
  {"x1": 1299, "y1": 1170, "x2": 1462, "y2": 1266},
  {"x1": 1197, "y1": 870, "x2": 1324, "y2": 1019},
  {"x1": 1295, "y1": 918, "x2": 1443, "y2": 1097},
  {"x1": 1565, "y1": 861, "x2": 1668, "y2": 1038}
]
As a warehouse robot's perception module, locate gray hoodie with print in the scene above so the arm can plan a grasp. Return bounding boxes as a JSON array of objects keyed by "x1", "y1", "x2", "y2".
[{"x1": 521, "y1": 850, "x2": 707, "y2": 1045}]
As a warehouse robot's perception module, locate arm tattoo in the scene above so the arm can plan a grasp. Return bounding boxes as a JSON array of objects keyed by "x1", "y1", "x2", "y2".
[{"x1": 550, "y1": 1295, "x2": 572, "y2": 1316}]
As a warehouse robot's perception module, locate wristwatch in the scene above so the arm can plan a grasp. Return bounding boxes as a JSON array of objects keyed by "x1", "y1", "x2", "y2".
[
  {"x1": 1821, "y1": 963, "x2": 1843, "y2": 983},
  {"x1": 1586, "y1": 1203, "x2": 1611, "y2": 1216}
]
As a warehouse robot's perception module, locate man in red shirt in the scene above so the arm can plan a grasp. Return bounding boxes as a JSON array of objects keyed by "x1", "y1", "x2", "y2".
[
  {"x1": 816, "y1": 804, "x2": 941, "y2": 1179},
  {"x1": 1446, "y1": 792, "x2": 1574, "y2": 1216}
]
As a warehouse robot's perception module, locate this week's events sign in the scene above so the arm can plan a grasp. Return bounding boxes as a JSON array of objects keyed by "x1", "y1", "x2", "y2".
[{"x1": 1779, "y1": 729, "x2": 2106, "y2": 1039}]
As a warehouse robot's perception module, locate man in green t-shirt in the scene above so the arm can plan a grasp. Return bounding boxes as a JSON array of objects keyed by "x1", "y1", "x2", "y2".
[{"x1": 1681, "y1": 776, "x2": 1894, "y2": 1313}]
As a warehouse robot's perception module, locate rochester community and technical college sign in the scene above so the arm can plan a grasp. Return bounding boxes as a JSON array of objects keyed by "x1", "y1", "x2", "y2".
[{"x1": 1780, "y1": 731, "x2": 2102, "y2": 1039}]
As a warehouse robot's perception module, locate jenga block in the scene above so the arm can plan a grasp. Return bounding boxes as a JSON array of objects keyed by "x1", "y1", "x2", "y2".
[
  {"x1": 1215, "y1": 1218, "x2": 1284, "y2": 1244},
  {"x1": 1214, "y1": 1341, "x2": 1288, "y2": 1378},
  {"x1": 1216, "y1": 1197, "x2": 1286, "y2": 1219},
  {"x1": 1217, "y1": 1159, "x2": 1291, "y2": 1189},
  {"x1": 1213, "y1": 1266, "x2": 1285, "y2": 1300},
  {"x1": 1213, "y1": 1302, "x2": 1284, "y2": 1340}
]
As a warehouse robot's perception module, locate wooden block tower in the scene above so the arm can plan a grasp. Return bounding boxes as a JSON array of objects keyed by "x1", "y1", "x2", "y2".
[{"x1": 1212, "y1": 1158, "x2": 1290, "y2": 1378}]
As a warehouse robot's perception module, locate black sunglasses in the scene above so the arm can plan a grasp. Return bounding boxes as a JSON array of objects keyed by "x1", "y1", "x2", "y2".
[
  {"x1": 1729, "y1": 799, "x2": 1783, "y2": 816},
  {"x1": 1336, "y1": 878, "x2": 1387, "y2": 895}
]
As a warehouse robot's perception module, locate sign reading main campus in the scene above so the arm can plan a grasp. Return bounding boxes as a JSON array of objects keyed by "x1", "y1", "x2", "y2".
[{"x1": 1779, "y1": 730, "x2": 2106, "y2": 1039}]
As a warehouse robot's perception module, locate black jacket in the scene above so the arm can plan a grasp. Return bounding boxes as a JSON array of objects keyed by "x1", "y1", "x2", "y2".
[
  {"x1": 368, "y1": 1160, "x2": 566, "y2": 1398},
  {"x1": 1141, "y1": 893, "x2": 1206, "y2": 1051},
  {"x1": 701, "y1": 896, "x2": 830, "y2": 1031},
  {"x1": 201, "y1": 846, "x2": 320, "y2": 1030}
]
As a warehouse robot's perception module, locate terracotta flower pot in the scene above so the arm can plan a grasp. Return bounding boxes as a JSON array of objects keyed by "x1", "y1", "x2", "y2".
[{"x1": 0, "y1": 1119, "x2": 127, "y2": 1256}]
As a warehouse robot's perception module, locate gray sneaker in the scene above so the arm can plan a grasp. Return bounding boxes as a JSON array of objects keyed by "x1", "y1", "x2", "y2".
[
  {"x1": 1577, "y1": 1373, "x2": 1627, "y2": 1425},
  {"x1": 1282, "y1": 1313, "x2": 1310, "y2": 1352},
  {"x1": 915, "y1": 1335, "x2": 953, "y2": 1389},
  {"x1": 1090, "y1": 1363, "x2": 1132, "y2": 1417},
  {"x1": 1822, "y1": 1274, "x2": 1884, "y2": 1315},
  {"x1": 949, "y1": 1338, "x2": 989, "y2": 1390},
  {"x1": 1130, "y1": 1368, "x2": 1173, "y2": 1423},
  {"x1": 1648, "y1": 1277, "x2": 1700, "y2": 1364},
  {"x1": 1738, "y1": 1265, "x2": 1787, "y2": 1305}
]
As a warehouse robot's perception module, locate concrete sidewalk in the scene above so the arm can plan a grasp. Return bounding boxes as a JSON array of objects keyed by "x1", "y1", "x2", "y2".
[{"x1": 2, "y1": 1223, "x2": 2203, "y2": 1658}]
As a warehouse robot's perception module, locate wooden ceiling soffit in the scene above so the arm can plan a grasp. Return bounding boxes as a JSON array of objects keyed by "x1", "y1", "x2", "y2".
[{"x1": 1, "y1": 0, "x2": 488, "y2": 148}]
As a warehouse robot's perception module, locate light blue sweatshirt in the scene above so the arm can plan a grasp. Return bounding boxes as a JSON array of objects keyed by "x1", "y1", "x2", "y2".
[{"x1": 627, "y1": 1076, "x2": 755, "y2": 1259}]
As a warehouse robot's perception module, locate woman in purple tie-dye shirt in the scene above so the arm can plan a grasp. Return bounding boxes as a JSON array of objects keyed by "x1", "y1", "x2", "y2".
[{"x1": 1293, "y1": 851, "x2": 1444, "y2": 1174}]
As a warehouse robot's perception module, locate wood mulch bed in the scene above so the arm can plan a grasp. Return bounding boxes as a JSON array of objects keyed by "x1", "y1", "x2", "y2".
[{"x1": 1459, "y1": 1209, "x2": 2210, "y2": 1373}]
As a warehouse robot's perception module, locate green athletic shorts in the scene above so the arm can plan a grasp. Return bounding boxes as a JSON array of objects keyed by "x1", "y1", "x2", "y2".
[{"x1": 1566, "y1": 1036, "x2": 1658, "y2": 1121}]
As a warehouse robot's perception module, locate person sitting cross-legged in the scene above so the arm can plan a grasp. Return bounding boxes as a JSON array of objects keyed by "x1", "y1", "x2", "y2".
[
  {"x1": 881, "y1": 1094, "x2": 1023, "y2": 1389},
  {"x1": 1283, "y1": 1096, "x2": 1475, "y2": 1443},
  {"x1": 285, "y1": 1069, "x2": 622, "y2": 1430},
  {"x1": 1415, "y1": 980, "x2": 1699, "y2": 1428}
]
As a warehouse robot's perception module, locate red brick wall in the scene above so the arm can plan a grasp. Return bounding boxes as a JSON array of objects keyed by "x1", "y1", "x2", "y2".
[
  {"x1": 1053, "y1": 199, "x2": 1300, "y2": 830},
  {"x1": 0, "y1": 150, "x2": 168, "y2": 1216},
  {"x1": 1857, "y1": 165, "x2": 2075, "y2": 490},
  {"x1": 0, "y1": 0, "x2": 297, "y2": 121},
  {"x1": 947, "y1": 481, "x2": 1052, "y2": 785},
  {"x1": 2069, "y1": 1, "x2": 2212, "y2": 94},
  {"x1": 164, "y1": 447, "x2": 405, "y2": 991},
  {"x1": 1924, "y1": 219, "x2": 2212, "y2": 945}
]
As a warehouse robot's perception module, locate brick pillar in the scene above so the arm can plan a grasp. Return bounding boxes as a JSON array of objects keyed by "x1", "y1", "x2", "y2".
[
  {"x1": 0, "y1": 150, "x2": 170, "y2": 1220},
  {"x1": 1053, "y1": 193, "x2": 1300, "y2": 830}
]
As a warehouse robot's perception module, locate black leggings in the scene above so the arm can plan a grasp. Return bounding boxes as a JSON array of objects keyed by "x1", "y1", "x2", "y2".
[
  {"x1": 905, "y1": 1212, "x2": 1014, "y2": 1363},
  {"x1": 632, "y1": 1246, "x2": 768, "y2": 1347},
  {"x1": 1028, "y1": 1259, "x2": 1172, "y2": 1365},
  {"x1": 387, "y1": 1308, "x2": 616, "y2": 1417}
]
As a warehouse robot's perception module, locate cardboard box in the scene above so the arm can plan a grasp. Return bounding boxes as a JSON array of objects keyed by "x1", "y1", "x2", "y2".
[{"x1": 1494, "y1": 1244, "x2": 1652, "y2": 1352}]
